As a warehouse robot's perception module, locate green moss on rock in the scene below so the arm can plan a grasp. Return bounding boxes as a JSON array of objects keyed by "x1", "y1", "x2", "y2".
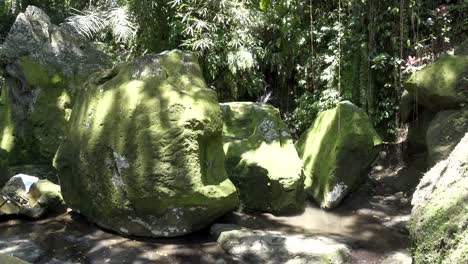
[
  {"x1": 0, "y1": 254, "x2": 30, "y2": 264},
  {"x1": 53, "y1": 50, "x2": 239, "y2": 237},
  {"x1": 410, "y1": 134, "x2": 468, "y2": 264},
  {"x1": 404, "y1": 55, "x2": 468, "y2": 110},
  {"x1": 426, "y1": 109, "x2": 468, "y2": 166},
  {"x1": 221, "y1": 102, "x2": 305, "y2": 214},
  {"x1": 295, "y1": 101, "x2": 381, "y2": 209},
  {"x1": 454, "y1": 39, "x2": 468, "y2": 55},
  {"x1": 0, "y1": 6, "x2": 110, "y2": 182},
  {"x1": 0, "y1": 81, "x2": 15, "y2": 185}
]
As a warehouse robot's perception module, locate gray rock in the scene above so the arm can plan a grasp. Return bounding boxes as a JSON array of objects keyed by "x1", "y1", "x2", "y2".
[
  {"x1": 382, "y1": 250, "x2": 412, "y2": 264},
  {"x1": 1, "y1": 6, "x2": 110, "y2": 73},
  {"x1": 0, "y1": 238, "x2": 44, "y2": 263},
  {"x1": 0, "y1": 174, "x2": 64, "y2": 218},
  {"x1": 400, "y1": 91, "x2": 416, "y2": 123},
  {"x1": 410, "y1": 133, "x2": 468, "y2": 263},
  {"x1": 0, "y1": 254, "x2": 30, "y2": 264},
  {"x1": 0, "y1": 6, "x2": 111, "y2": 181},
  {"x1": 426, "y1": 109, "x2": 468, "y2": 166},
  {"x1": 211, "y1": 224, "x2": 350, "y2": 264},
  {"x1": 44, "y1": 259, "x2": 80, "y2": 264}
]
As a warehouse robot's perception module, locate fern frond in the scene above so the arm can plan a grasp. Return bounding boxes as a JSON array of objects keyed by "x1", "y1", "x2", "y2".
[
  {"x1": 65, "y1": 11, "x2": 105, "y2": 39},
  {"x1": 107, "y1": 7, "x2": 137, "y2": 44}
]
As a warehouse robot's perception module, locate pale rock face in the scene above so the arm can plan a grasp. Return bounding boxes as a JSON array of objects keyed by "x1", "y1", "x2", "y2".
[{"x1": 211, "y1": 224, "x2": 351, "y2": 264}]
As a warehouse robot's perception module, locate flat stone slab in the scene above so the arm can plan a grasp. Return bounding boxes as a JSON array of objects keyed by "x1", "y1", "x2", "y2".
[{"x1": 211, "y1": 224, "x2": 351, "y2": 264}]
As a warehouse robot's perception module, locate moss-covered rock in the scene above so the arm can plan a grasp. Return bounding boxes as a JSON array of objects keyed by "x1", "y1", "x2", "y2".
[
  {"x1": 221, "y1": 102, "x2": 305, "y2": 214},
  {"x1": 0, "y1": 6, "x2": 110, "y2": 177},
  {"x1": 454, "y1": 39, "x2": 468, "y2": 55},
  {"x1": 400, "y1": 90, "x2": 416, "y2": 123},
  {"x1": 404, "y1": 55, "x2": 468, "y2": 110},
  {"x1": 410, "y1": 133, "x2": 468, "y2": 264},
  {"x1": 53, "y1": 50, "x2": 239, "y2": 237},
  {"x1": 0, "y1": 254, "x2": 30, "y2": 264},
  {"x1": 426, "y1": 109, "x2": 468, "y2": 166},
  {"x1": 211, "y1": 224, "x2": 351, "y2": 264},
  {"x1": 295, "y1": 101, "x2": 381, "y2": 209},
  {"x1": 0, "y1": 175, "x2": 64, "y2": 218},
  {"x1": 406, "y1": 107, "x2": 437, "y2": 150}
]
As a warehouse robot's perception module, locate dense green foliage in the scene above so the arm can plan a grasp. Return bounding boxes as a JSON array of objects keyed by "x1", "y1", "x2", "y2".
[{"x1": 1, "y1": 0, "x2": 466, "y2": 137}]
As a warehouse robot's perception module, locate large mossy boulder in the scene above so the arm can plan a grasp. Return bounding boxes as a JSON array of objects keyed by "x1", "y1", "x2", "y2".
[
  {"x1": 410, "y1": 133, "x2": 468, "y2": 264},
  {"x1": 0, "y1": 6, "x2": 110, "y2": 183},
  {"x1": 295, "y1": 101, "x2": 381, "y2": 209},
  {"x1": 426, "y1": 109, "x2": 468, "y2": 166},
  {"x1": 53, "y1": 50, "x2": 239, "y2": 237},
  {"x1": 404, "y1": 55, "x2": 468, "y2": 110},
  {"x1": 221, "y1": 102, "x2": 305, "y2": 214}
]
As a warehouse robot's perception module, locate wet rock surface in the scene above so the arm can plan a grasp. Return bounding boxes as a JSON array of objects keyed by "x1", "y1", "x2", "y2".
[{"x1": 211, "y1": 224, "x2": 351, "y2": 264}]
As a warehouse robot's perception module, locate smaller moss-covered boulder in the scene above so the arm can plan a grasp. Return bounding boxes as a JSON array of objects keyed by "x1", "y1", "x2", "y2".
[
  {"x1": 404, "y1": 55, "x2": 468, "y2": 110},
  {"x1": 221, "y1": 102, "x2": 305, "y2": 214},
  {"x1": 54, "y1": 50, "x2": 238, "y2": 237},
  {"x1": 426, "y1": 109, "x2": 468, "y2": 166},
  {"x1": 0, "y1": 254, "x2": 30, "y2": 264},
  {"x1": 296, "y1": 101, "x2": 381, "y2": 209},
  {"x1": 410, "y1": 133, "x2": 468, "y2": 264},
  {"x1": 406, "y1": 107, "x2": 437, "y2": 149},
  {"x1": 0, "y1": 164, "x2": 57, "y2": 188},
  {"x1": 0, "y1": 174, "x2": 64, "y2": 218}
]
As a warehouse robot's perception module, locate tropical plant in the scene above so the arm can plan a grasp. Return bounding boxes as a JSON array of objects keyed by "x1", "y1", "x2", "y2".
[{"x1": 169, "y1": 0, "x2": 265, "y2": 101}]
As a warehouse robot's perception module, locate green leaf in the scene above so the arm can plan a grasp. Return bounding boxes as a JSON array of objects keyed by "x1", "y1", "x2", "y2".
[{"x1": 260, "y1": 0, "x2": 271, "y2": 10}]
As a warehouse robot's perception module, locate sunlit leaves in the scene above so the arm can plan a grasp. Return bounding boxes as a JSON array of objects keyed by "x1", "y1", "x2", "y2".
[{"x1": 65, "y1": 6, "x2": 136, "y2": 45}]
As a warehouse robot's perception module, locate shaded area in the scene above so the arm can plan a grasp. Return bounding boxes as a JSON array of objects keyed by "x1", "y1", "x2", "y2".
[
  {"x1": 0, "y1": 169, "x2": 411, "y2": 264},
  {"x1": 0, "y1": 210, "x2": 238, "y2": 264}
]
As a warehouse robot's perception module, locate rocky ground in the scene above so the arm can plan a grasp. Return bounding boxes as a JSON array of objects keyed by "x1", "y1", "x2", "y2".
[{"x1": 0, "y1": 164, "x2": 415, "y2": 264}]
